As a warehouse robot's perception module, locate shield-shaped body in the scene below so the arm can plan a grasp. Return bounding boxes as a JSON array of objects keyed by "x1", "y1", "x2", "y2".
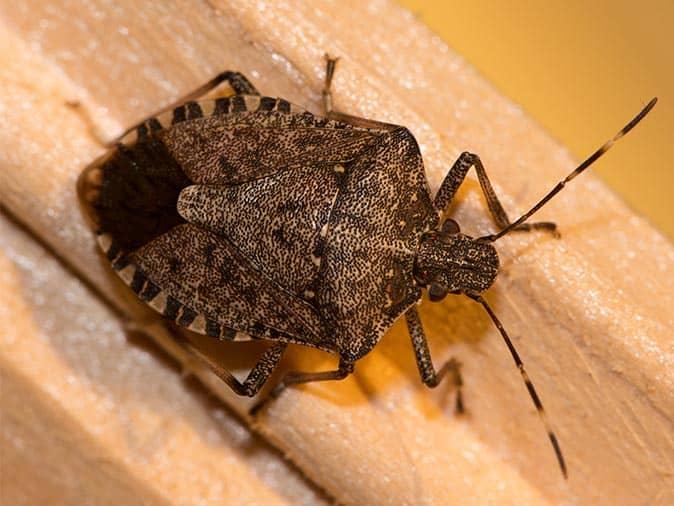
[{"x1": 79, "y1": 95, "x2": 438, "y2": 362}]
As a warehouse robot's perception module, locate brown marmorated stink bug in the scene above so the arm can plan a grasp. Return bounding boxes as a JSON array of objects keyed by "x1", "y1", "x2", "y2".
[{"x1": 78, "y1": 56, "x2": 656, "y2": 478}]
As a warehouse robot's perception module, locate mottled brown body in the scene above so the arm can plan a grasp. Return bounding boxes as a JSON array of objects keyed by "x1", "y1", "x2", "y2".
[
  {"x1": 80, "y1": 93, "x2": 437, "y2": 363},
  {"x1": 78, "y1": 63, "x2": 654, "y2": 478}
]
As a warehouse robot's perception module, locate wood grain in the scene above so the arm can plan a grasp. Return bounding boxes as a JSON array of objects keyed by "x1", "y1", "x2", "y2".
[{"x1": 0, "y1": 1, "x2": 672, "y2": 504}]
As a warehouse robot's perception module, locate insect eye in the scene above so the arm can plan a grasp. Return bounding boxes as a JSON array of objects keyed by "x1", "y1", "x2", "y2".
[
  {"x1": 441, "y1": 219, "x2": 460, "y2": 235},
  {"x1": 428, "y1": 282, "x2": 448, "y2": 302}
]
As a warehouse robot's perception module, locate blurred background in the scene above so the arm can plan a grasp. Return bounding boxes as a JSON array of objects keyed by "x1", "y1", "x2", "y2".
[{"x1": 399, "y1": 0, "x2": 673, "y2": 239}]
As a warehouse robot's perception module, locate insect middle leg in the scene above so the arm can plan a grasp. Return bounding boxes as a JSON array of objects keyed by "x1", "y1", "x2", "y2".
[
  {"x1": 405, "y1": 307, "x2": 464, "y2": 413},
  {"x1": 321, "y1": 55, "x2": 401, "y2": 131},
  {"x1": 322, "y1": 54, "x2": 339, "y2": 116},
  {"x1": 434, "y1": 152, "x2": 558, "y2": 235},
  {"x1": 250, "y1": 358, "x2": 354, "y2": 416}
]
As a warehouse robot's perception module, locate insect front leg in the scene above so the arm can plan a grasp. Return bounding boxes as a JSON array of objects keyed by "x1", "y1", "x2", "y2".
[
  {"x1": 108, "y1": 70, "x2": 260, "y2": 146},
  {"x1": 182, "y1": 339, "x2": 287, "y2": 397},
  {"x1": 434, "y1": 152, "x2": 558, "y2": 236},
  {"x1": 405, "y1": 307, "x2": 464, "y2": 413},
  {"x1": 250, "y1": 358, "x2": 354, "y2": 416}
]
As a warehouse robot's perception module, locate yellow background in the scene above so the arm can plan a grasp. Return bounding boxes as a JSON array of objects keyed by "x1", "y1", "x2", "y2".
[{"x1": 398, "y1": 0, "x2": 673, "y2": 239}]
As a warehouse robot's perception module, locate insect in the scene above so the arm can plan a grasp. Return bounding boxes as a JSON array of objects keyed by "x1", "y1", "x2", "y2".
[{"x1": 77, "y1": 55, "x2": 656, "y2": 478}]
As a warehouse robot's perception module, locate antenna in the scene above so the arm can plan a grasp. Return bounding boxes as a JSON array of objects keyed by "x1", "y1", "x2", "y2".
[
  {"x1": 482, "y1": 98, "x2": 657, "y2": 242},
  {"x1": 467, "y1": 293, "x2": 568, "y2": 479}
]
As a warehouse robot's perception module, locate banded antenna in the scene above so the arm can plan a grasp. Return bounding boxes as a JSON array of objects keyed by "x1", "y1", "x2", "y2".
[{"x1": 481, "y1": 98, "x2": 657, "y2": 242}]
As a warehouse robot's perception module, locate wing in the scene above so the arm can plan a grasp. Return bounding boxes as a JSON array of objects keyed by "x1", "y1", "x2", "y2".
[
  {"x1": 122, "y1": 223, "x2": 336, "y2": 352},
  {"x1": 177, "y1": 162, "x2": 341, "y2": 296},
  {"x1": 82, "y1": 97, "x2": 392, "y2": 355}
]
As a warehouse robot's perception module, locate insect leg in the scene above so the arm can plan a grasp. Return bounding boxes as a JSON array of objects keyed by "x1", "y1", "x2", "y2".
[
  {"x1": 434, "y1": 152, "x2": 557, "y2": 236},
  {"x1": 249, "y1": 358, "x2": 354, "y2": 416},
  {"x1": 183, "y1": 339, "x2": 287, "y2": 397},
  {"x1": 322, "y1": 53, "x2": 339, "y2": 116},
  {"x1": 107, "y1": 70, "x2": 260, "y2": 146},
  {"x1": 405, "y1": 307, "x2": 464, "y2": 413},
  {"x1": 320, "y1": 55, "x2": 401, "y2": 130},
  {"x1": 210, "y1": 71, "x2": 260, "y2": 96}
]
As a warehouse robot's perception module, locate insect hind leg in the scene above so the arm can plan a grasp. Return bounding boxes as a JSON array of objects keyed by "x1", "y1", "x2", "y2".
[
  {"x1": 405, "y1": 307, "x2": 465, "y2": 414},
  {"x1": 434, "y1": 152, "x2": 558, "y2": 237},
  {"x1": 107, "y1": 70, "x2": 260, "y2": 146},
  {"x1": 182, "y1": 339, "x2": 287, "y2": 397},
  {"x1": 250, "y1": 358, "x2": 354, "y2": 416}
]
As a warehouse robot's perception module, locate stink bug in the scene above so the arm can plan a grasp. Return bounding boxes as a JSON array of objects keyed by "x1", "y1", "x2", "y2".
[{"x1": 77, "y1": 56, "x2": 656, "y2": 479}]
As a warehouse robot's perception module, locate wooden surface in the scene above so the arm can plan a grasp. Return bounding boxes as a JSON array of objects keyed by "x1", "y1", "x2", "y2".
[
  {"x1": 0, "y1": 215, "x2": 326, "y2": 505},
  {"x1": 0, "y1": 1, "x2": 672, "y2": 505}
]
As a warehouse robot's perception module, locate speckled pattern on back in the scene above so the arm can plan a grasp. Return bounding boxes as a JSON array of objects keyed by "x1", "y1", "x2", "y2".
[
  {"x1": 77, "y1": 71, "x2": 651, "y2": 474},
  {"x1": 79, "y1": 94, "x2": 438, "y2": 359}
]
